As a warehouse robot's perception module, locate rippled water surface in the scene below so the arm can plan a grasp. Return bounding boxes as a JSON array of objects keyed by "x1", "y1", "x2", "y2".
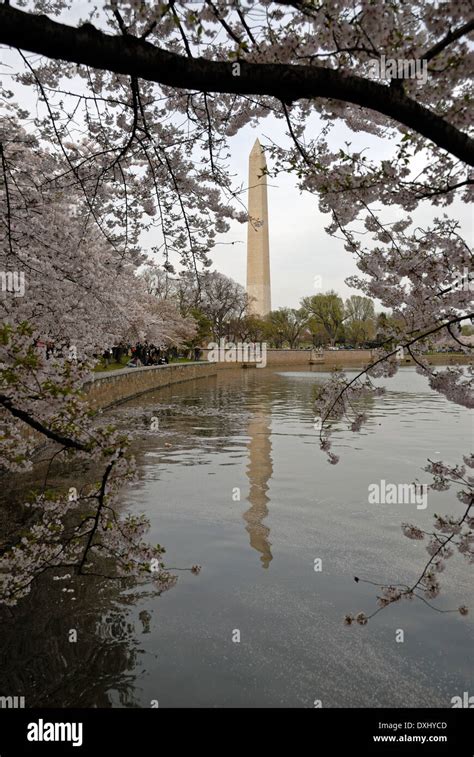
[{"x1": 2, "y1": 367, "x2": 473, "y2": 707}]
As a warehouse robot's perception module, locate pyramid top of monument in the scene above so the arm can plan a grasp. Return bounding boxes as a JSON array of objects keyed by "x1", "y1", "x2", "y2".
[{"x1": 250, "y1": 137, "x2": 263, "y2": 153}]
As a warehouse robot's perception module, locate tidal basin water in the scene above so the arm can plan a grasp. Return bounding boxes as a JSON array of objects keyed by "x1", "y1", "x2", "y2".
[{"x1": 2, "y1": 367, "x2": 473, "y2": 707}]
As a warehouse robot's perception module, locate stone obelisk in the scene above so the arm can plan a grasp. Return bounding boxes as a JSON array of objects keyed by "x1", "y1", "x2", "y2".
[{"x1": 247, "y1": 139, "x2": 271, "y2": 316}]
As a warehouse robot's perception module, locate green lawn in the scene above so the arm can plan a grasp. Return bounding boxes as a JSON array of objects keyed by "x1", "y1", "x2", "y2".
[
  {"x1": 93, "y1": 354, "x2": 195, "y2": 372},
  {"x1": 93, "y1": 355, "x2": 129, "y2": 372}
]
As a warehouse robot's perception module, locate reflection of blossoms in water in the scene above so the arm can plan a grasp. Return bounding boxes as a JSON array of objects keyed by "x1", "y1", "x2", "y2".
[
  {"x1": 139, "y1": 610, "x2": 152, "y2": 634},
  {"x1": 0, "y1": 508, "x2": 177, "y2": 707},
  {"x1": 0, "y1": 437, "x2": 182, "y2": 608}
]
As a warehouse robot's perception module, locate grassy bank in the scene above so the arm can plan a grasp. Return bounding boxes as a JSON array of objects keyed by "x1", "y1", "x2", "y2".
[{"x1": 93, "y1": 355, "x2": 195, "y2": 372}]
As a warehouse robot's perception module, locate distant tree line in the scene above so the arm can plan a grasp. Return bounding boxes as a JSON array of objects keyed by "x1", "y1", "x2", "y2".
[{"x1": 140, "y1": 266, "x2": 404, "y2": 350}]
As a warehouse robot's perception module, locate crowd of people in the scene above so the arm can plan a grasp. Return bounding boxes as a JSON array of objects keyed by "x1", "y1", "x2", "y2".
[
  {"x1": 102, "y1": 342, "x2": 169, "y2": 367},
  {"x1": 35, "y1": 340, "x2": 201, "y2": 367},
  {"x1": 102, "y1": 343, "x2": 202, "y2": 368}
]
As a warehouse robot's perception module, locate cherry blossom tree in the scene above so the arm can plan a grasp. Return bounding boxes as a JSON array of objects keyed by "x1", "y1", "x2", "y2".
[
  {"x1": 0, "y1": 115, "x2": 196, "y2": 605},
  {"x1": 141, "y1": 265, "x2": 249, "y2": 338}
]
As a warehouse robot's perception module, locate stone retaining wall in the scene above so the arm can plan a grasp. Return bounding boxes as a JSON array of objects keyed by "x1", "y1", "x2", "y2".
[
  {"x1": 85, "y1": 362, "x2": 217, "y2": 410},
  {"x1": 199, "y1": 348, "x2": 471, "y2": 369},
  {"x1": 199, "y1": 347, "x2": 373, "y2": 366}
]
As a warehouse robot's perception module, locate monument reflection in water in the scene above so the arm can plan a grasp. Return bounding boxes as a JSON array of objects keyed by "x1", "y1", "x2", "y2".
[{"x1": 243, "y1": 406, "x2": 274, "y2": 568}]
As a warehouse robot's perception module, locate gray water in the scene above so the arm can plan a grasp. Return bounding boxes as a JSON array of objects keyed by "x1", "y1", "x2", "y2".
[
  {"x1": 1, "y1": 367, "x2": 472, "y2": 708},
  {"x1": 110, "y1": 366, "x2": 473, "y2": 708}
]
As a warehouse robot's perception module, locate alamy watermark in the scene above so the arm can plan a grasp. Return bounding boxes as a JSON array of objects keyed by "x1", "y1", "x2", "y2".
[
  {"x1": 368, "y1": 479, "x2": 428, "y2": 510},
  {"x1": 207, "y1": 339, "x2": 267, "y2": 368},
  {"x1": 313, "y1": 274, "x2": 323, "y2": 291},
  {"x1": 368, "y1": 54, "x2": 428, "y2": 85},
  {"x1": 27, "y1": 719, "x2": 83, "y2": 748},
  {"x1": 451, "y1": 692, "x2": 474, "y2": 708},
  {"x1": 0, "y1": 270, "x2": 25, "y2": 297},
  {"x1": 452, "y1": 267, "x2": 473, "y2": 292},
  {"x1": 0, "y1": 695, "x2": 25, "y2": 708}
]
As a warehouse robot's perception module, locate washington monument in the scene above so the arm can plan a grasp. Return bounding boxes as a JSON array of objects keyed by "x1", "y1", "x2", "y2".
[{"x1": 246, "y1": 139, "x2": 271, "y2": 316}]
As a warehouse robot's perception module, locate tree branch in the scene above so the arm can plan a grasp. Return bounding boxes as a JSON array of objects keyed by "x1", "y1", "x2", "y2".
[
  {"x1": 77, "y1": 456, "x2": 117, "y2": 574},
  {"x1": 422, "y1": 19, "x2": 474, "y2": 63},
  {"x1": 0, "y1": 142, "x2": 14, "y2": 257},
  {"x1": 0, "y1": 393, "x2": 88, "y2": 451},
  {"x1": 0, "y1": 5, "x2": 472, "y2": 165}
]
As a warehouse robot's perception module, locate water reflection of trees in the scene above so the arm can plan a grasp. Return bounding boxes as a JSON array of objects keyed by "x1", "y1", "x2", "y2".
[
  {"x1": 0, "y1": 459, "x2": 168, "y2": 707},
  {"x1": 0, "y1": 568, "x2": 154, "y2": 706}
]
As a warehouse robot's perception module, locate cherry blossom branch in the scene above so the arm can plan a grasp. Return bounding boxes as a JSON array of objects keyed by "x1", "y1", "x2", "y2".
[
  {"x1": 320, "y1": 313, "x2": 472, "y2": 433},
  {"x1": 0, "y1": 393, "x2": 88, "y2": 451},
  {"x1": 422, "y1": 19, "x2": 474, "y2": 63},
  {"x1": 77, "y1": 455, "x2": 117, "y2": 574},
  {"x1": 447, "y1": 323, "x2": 469, "y2": 348},
  {"x1": 406, "y1": 344, "x2": 432, "y2": 373},
  {"x1": 170, "y1": 0, "x2": 193, "y2": 57},
  {"x1": 0, "y1": 141, "x2": 14, "y2": 257},
  {"x1": 409, "y1": 498, "x2": 473, "y2": 596},
  {"x1": 18, "y1": 52, "x2": 121, "y2": 253},
  {"x1": 350, "y1": 492, "x2": 473, "y2": 624},
  {"x1": 1, "y1": 5, "x2": 473, "y2": 165}
]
